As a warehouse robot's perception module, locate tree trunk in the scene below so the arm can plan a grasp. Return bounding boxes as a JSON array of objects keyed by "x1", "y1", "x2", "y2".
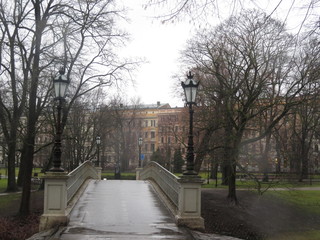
[
  {"x1": 19, "y1": 0, "x2": 44, "y2": 215},
  {"x1": 262, "y1": 133, "x2": 272, "y2": 182},
  {"x1": 275, "y1": 137, "x2": 281, "y2": 173},
  {"x1": 299, "y1": 141, "x2": 309, "y2": 181},
  {"x1": 17, "y1": 150, "x2": 26, "y2": 187},
  {"x1": 221, "y1": 163, "x2": 230, "y2": 185},
  {"x1": 194, "y1": 129, "x2": 213, "y2": 173},
  {"x1": 227, "y1": 162, "x2": 237, "y2": 204},
  {"x1": 6, "y1": 142, "x2": 18, "y2": 192},
  {"x1": 5, "y1": 119, "x2": 20, "y2": 192},
  {"x1": 19, "y1": 138, "x2": 35, "y2": 215},
  {"x1": 19, "y1": 64, "x2": 38, "y2": 215},
  {"x1": 225, "y1": 144, "x2": 238, "y2": 204},
  {"x1": 210, "y1": 162, "x2": 218, "y2": 179}
]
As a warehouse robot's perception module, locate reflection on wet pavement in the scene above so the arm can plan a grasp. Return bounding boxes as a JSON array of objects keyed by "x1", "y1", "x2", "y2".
[{"x1": 59, "y1": 180, "x2": 192, "y2": 240}]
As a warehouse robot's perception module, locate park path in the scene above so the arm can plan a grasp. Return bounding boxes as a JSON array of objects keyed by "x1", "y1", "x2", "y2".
[{"x1": 59, "y1": 180, "x2": 193, "y2": 240}]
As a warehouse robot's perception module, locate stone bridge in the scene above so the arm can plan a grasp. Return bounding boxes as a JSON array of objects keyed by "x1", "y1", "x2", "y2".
[{"x1": 38, "y1": 161, "x2": 204, "y2": 239}]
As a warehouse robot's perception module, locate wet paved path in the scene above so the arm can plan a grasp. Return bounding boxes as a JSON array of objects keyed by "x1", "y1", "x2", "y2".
[{"x1": 60, "y1": 180, "x2": 193, "y2": 240}]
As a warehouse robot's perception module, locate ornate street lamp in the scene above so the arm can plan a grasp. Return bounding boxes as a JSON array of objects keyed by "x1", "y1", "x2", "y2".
[
  {"x1": 53, "y1": 69, "x2": 69, "y2": 101},
  {"x1": 96, "y1": 135, "x2": 101, "y2": 167},
  {"x1": 138, "y1": 137, "x2": 143, "y2": 167},
  {"x1": 181, "y1": 71, "x2": 199, "y2": 175},
  {"x1": 50, "y1": 68, "x2": 70, "y2": 172}
]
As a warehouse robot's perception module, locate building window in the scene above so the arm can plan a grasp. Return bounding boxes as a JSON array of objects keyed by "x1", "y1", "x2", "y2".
[
  {"x1": 161, "y1": 137, "x2": 164, "y2": 143},
  {"x1": 151, "y1": 144, "x2": 155, "y2": 152},
  {"x1": 151, "y1": 120, "x2": 156, "y2": 127},
  {"x1": 144, "y1": 144, "x2": 148, "y2": 151},
  {"x1": 151, "y1": 132, "x2": 155, "y2": 138},
  {"x1": 145, "y1": 120, "x2": 148, "y2": 127},
  {"x1": 168, "y1": 137, "x2": 171, "y2": 144},
  {"x1": 145, "y1": 132, "x2": 148, "y2": 138}
]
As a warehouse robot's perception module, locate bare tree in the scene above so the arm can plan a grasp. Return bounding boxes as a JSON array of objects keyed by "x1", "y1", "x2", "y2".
[
  {"x1": 144, "y1": 0, "x2": 320, "y2": 30},
  {"x1": 0, "y1": 0, "x2": 31, "y2": 192},
  {"x1": 284, "y1": 35, "x2": 320, "y2": 179},
  {"x1": 0, "y1": 0, "x2": 137, "y2": 215},
  {"x1": 181, "y1": 9, "x2": 314, "y2": 204}
]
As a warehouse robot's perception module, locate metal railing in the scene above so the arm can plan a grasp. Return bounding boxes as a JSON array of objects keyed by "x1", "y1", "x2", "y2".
[
  {"x1": 67, "y1": 160, "x2": 99, "y2": 203},
  {"x1": 140, "y1": 161, "x2": 180, "y2": 208}
]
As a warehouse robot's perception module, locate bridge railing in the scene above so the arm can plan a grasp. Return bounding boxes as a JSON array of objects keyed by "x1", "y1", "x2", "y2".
[
  {"x1": 139, "y1": 161, "x2": 204, "y2": 230},
  {"x1": 67, "y1": 161, "x2": 100, "y2": 203},
  {"x1": 140, "y1": 161, "x2": 180, "y2": 208},
  {"x1": 39, "y1": 161, "x2": 101, "y2": 231}
]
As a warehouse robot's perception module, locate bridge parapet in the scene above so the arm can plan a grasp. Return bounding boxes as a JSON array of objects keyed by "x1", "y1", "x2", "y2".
[
  {"x1": 140, "y1": 161, "x2": 180, "y2": 208},
  {"x1": 140, "y1": 161, "x2": 204, "y2": 230},
  {"x1": 67, "y1": 161, "x2": 101, "y2": 202},
  {"x1": 39, "y1": 161, "x2": 101, "y2": 231}
]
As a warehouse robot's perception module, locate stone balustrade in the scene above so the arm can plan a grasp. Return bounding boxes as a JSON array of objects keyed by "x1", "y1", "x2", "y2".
[
  {"x1": 139, "y1": 161, "x2": 204, "y2": 230},
  {"x1": 39, "y1": 161, "x2": 101, "y2": 231}
]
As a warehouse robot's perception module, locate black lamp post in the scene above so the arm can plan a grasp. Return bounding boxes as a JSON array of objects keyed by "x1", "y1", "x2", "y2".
[
  {"x1": 96, "y1": 135, "x2": 101, "y2": 167},
  {"x1": 138, "y1": 137, "x2": 143, "y2": 167},
  {"x1": 50, "y1": 68, "x2": 70, "y2": 172},
  {"x1": 181, "y1": 71, "x2": 199, "y2": 175}
]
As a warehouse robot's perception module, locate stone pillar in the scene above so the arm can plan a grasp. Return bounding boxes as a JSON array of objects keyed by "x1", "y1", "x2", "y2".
[
  {"x1": 135, "y1": 167, "x2": 143, "y2": 180},
  {"x1": 39, "y1": 172, "x2": 69, "y2": 231},
  {"x1": 96, "y1": 167, "x2": 102, "y2": 180},
  {"x1": 176, "y1": 175, "x2": 204, "y2": 230}
]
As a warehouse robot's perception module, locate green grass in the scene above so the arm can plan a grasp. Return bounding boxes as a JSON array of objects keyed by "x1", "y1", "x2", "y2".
[
  {"x1": 0, "y1": 168, "x2": 43, "y2": 177},
  {"x1": 267, "y1": 190, "x2": 320, "y2": 214},
  {"x1": 202, "y1": 180, "x2": 320, "y2": 190},
  {"x1": 0, "y1": 167, "x2": 19, "y2": 176},
  {"x1": 263, "y1": 190, "x2": 320, "y2": 239},
  {"x1": 0, "y1": 191, "x2": 20, "y2": 206},
  {"x1": 269, "y1": 230, "x2": 320, "y2": 240},
  {"x1": 101, "y1": 171, "x2": 136, "y2": 180},
  {"x1": 0, "y1": 179, "x2": 7, "y2": 193},
  {"x1": 0, "y1": 167, "x2": 44, "y2": 193},
  {"x1": 200, "y1": 173, "x2": 320, "y2": 189}
]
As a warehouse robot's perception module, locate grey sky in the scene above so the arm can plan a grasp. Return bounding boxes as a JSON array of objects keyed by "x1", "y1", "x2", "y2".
[{"x1": 120, "y1": 0, "x2": 318, "y2": 107}]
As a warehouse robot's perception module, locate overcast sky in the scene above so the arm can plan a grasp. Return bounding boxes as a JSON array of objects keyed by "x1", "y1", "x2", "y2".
[
  {"x1": 119, "y1": 0, "x2": 317, "y2": 107},
  {"x1": 119, "y1": 1, "x2": 194, "y2": 107}
]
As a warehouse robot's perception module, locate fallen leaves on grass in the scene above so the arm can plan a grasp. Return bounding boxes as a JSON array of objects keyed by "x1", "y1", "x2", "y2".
[{"x1": 0, "y1": 214, "x2": 40, "y2": 240}]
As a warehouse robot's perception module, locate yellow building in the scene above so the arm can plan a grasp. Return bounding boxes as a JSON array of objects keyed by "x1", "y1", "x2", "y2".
[{"x1": 104, "y1": 102, "x2": 186, "y2": 170}]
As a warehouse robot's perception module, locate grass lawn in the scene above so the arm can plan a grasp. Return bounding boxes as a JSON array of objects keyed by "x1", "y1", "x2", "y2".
[
  {"x1": 0, "y1": 192, "x2": 21, "y2": 212},
  {"x1": 0, "y1": 167, "x2": 19, "y2": 176},
  {"x1": 0, "y1": 168, "x2": 44, "y2": 193},
  {"x1": 262, "y1": 190, "x2": 320, "y2": 239},
  {"x1": 200, "y1": 174, "x2": 320, "y2": 189},
  {"x1": 270, "y1": 230, "x2": 320, "y2": 240},
  {"x1": 267, "y1": 190, "x2": 320, "y2": 214},
  {"x1": 0, "y1": 179, "x2": 8, "y2": 193},
  {"x1": 268, "y1": 230, "x2": 320, "y2": 240},
  {"x1": 0, "y1": 168, "x2": 43, "y2": 177},
  {"x1": 101, "y1": 171, "x2": 136, "y2": 180}
]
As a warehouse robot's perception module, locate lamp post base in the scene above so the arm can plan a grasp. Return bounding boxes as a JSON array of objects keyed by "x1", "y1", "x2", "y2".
[
  {"x1": 183, "y1": 170, "x2": 198, "y2": 176},
  {"x1": 136, "y1": 167, "x2": 143, "y2": 180},
  {"x1": 49, "y1": 167, "x2": 65, "y2": 172}
]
